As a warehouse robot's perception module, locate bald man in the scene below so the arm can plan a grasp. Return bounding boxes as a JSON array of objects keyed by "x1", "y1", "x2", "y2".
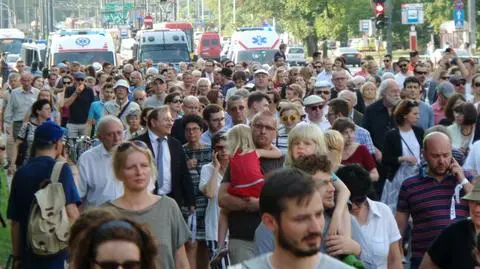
[
  {"x1": 338, "y1": 90, "x2": 363, "y2": 127},
  {"x1": 395, "y1": 132, "x2": 473, "y2": 269},
  {"x1": 171, "y1": 95, "x2": 201, "y2": 144}
]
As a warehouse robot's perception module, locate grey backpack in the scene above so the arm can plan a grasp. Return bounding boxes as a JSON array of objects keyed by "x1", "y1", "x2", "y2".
[{"x1": 27, "y1": 161, "x2": 71, "y2": 255}]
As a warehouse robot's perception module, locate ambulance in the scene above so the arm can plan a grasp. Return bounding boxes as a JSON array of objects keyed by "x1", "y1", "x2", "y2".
[
  {"x1": 133, "y1": 29, "x2": 190, "y2": 67},
  {"x1": 229, "y1": 27, "x2": 280, "y2": 65},
  {"x1": 0, "y1": 28, "x2": 25, "y2": 56},
  {"x1": 47, "y1": 28, "x2": 116, "y2": 67},
  {"x1": 20, "y1": 40, "x2": 47, "y2": 69}
]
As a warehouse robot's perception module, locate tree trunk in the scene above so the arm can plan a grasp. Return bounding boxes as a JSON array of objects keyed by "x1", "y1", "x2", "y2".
[{"x1": 305, "y1": 32, "x2": 319, "y2": 57}]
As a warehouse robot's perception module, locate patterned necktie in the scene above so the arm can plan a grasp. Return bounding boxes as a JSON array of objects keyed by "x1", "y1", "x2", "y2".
[{"x1": 156, "y1": 137, "x2": 165, "y2": 191}]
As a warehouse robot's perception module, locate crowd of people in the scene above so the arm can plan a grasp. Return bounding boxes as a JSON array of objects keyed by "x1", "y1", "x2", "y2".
[{"x1": 3, "y1": 45, "x2": 480, "y2": 269}]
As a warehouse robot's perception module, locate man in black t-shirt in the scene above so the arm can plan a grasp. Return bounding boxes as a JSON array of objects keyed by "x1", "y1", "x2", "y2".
[
  {"x1": 218, "y1": 111, "x2": 284, "y2": 264},
  {"x1": 63, "y1": 72, "x2": 95, "y2": 138}
]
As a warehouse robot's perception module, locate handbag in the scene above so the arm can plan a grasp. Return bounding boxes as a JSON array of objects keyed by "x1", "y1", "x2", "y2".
[{"x1": 15, "y1": 124, "x2": 30, "y2": 166}]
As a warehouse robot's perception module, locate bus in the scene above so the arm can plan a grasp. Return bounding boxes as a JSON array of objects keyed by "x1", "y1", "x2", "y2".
[
  {"x1": 154, "y1": 22, "x2": 194, "y2": 58},
  {"x1": 0, "y1": 28, "x2": 25, "y2": 55}
]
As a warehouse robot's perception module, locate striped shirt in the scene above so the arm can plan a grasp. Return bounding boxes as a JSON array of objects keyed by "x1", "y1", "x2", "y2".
[{"x1": 397, "y1": 169, "x2": 469, "y2": 267}]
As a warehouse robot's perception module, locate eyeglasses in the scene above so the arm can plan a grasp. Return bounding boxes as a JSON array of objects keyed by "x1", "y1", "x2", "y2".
[
  {"x1": 75, "y1": 78, "x2": 84, "y2": 82},
  {"x1": 308, "y1": 104, "x2": 324, "y2": 111},
  {"x1": 172, "y1": 99, "x2": 183, "y2": 104},
  {"x1": 252, "y1": 123, "x2": 276, "y2": 131},
  {"x1": 226, "y1": 65, "x2": 235, "y2": 68},
  {"x1": 63, "y1": 80, "x2": 72, "y2": 85},
  {"x1": 399, "y1": 64, "x2": 408, "y2": 68},
  {"x1": 315, "y1": 90, "x2": 330, "y2": 95},
  {"x1": 210, "y1": 117, "x2": 225, "y2": 123},
  {"x1": 414, "y1": 71, "x2": 428, "y2": 75},
  {"x1": 116, "y1": 141, "x2": 149, "y2": 152},
  {"x1": 282, "y1": 115, "x2": 298, "y2": 122},
  {"x1": 186, "y1": 126, "x2": 201, "y2": 133},
  {"x1": 94, "y1": 260, "x2": 141, "y2": 269},
  {"x1": 383, "y1": 59, "x2": 390, "y2": 62},
  {"x1": 314, "y1": 65, "x2": 322, "y2": 68}
]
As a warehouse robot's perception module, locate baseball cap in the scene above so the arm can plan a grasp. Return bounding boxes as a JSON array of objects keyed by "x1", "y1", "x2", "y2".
[
  {"x1": 113, "y1": 79, "x2": 130, "y2": 90},
  {"x1": 436, "y1": 81, "x2": 455, "y2": 98},
  {"x1": 57, "y1": 63, "x2": 68, "y2": 69},
  {"x1": 254, "y1": 69, "x2": 269, "y2": 76},
  {"x1": 92, "y1": 62, "x2": 103, "y2": 72},
  {"x1": 303, "y1": 95, "x2": 324, "y2": 106},
  {"x1": 72, "y1": 72, "x2": 86, "y2": 80},
  {"x1": 34, "y1": 121, "x2": 64, "y2": 145},
  {"x1": 153, "y1": 75, "x2": 166, "y2": 83}
]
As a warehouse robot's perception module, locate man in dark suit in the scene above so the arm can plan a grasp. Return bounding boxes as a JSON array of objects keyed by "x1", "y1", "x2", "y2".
[{"x1": 133, "y1": 105, "x2": 195, "y2": 212}]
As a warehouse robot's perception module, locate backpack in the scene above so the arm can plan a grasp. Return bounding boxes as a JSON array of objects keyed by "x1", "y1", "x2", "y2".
[{"x1": 27, "y1": 161, "x2": 71, "y2": 256}]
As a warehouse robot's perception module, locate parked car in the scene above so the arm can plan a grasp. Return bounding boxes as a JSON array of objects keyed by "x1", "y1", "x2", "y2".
[
  {"x1": 285, "y1": 46, "x2": 306, "y2": 66},
  {"x1": 334, "y1": 47, "x2": 362, "y2": 67}
]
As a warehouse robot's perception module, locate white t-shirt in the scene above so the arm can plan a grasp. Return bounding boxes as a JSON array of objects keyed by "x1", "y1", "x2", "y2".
[
  {"x1": 230, "y1": 252, "x2": 354, "y2": 269},
  {"x1": 399, "y1": 129, "x2": 420, "y2": 164},
  {"x1": 357, "y1": 199, "x2": 402, "y2": 269},
  {"x1": 199, "y1": 162, "x2": 223, "y2": 241}
]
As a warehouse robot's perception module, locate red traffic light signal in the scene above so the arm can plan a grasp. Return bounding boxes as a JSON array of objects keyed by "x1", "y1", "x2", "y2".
[{"x1": 375, "y1": 3, "x2": 385, "y2": 14}]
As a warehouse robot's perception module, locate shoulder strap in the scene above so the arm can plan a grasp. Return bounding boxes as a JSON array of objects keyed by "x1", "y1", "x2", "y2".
[
  {"x1": 117, "y1": 101, "x2": 131, "y2": 118},
  {"x1": 400, "y1": 133, "x2": 415, "y2": 156},
  {"x1": 50, "y1": 161, "x2": 66, "y2": 184},
  {"x1": 23, "y1": 123, "x2": 30, "y2": 140}
]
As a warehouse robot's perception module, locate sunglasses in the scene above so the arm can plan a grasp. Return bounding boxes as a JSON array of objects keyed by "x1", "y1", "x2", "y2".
[
  {"x1": 315, "y1": 90, "x2": 330, "y2": 95},
  {"x1": 383, "y1": 59, "x2": 390, "y2": 62},
  {"x1": 399, "y1": 64, "x2": 408, "y2": 68},
  {"x1": 63, "y1": 80, "x2": 72, "y2": 84},
  {"x1": 94, "y1": 260, "x2": 141, "y2": 269},
  {"x1": 117, "y1": 141, "x2": 149, "y2": 152},
  {"x1": 474, "y1": 82, "x2": 480, "y2": 87},
  {"x1": 308, "y1": 104, "x2": 324, "y2": 111},
  {"x1": 454, "y1": 80, "x2": 466, "y2": 86},
  {"x1": 172, "y1": 99, "x2": 183, "y2": 104},
  {"x1": 75, "y1": 78, "x2": 84, "y2": 82},
  {"x1": 415, "y1": 71, "x2": 428, "y2": 75},
  {"x1": 226, "y1": 65, "x2": 235, "y2": 68},
  {"x1": 282, "y1": 115, "x2": 298, "y2": 122},
  {"x1": 314, "y1": 65, "x2": 322, "y2": 68}
]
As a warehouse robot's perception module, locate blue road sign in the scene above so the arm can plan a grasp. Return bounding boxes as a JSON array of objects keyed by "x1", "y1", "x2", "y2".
[{"x1": 454, "y1": 9, "x2": 464, "y2": 29}]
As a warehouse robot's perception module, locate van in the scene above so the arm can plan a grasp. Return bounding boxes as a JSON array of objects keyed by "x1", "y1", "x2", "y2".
[
  {"x1": 197, "y1": 32, "x2": 221, "y2": 61},
  {"x1": 285, "y1": 46, "x2": 305, "y2": 66},
  {"x1": 133, "y1": 29, "x2": 190, "y2": 67},
  {"x1": 20, "y1": 41, "x2": 47, "y2": 69},
  {"x1": 229, "y1": 27, "x2": 280, "y2": 65}
]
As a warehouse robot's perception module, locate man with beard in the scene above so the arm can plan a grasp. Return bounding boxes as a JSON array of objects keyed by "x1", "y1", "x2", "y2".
[
  {"x1": 394, "y1": 57, "x2": 412, "y2": 88},
  {"x1": 395, "y1": 132, "x2": 473, "y2": 269},
  {"x1": 363, "y1": 78, "x2": 401, "y2": 153},
  {"x1": 233, "y1": 167, "x2": 353, "y2": 269},
  {"x1": 254, "y1": 155, "x2": 375, "y2": 268}
]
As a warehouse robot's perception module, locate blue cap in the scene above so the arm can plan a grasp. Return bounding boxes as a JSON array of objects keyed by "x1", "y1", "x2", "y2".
[
  {"x1": 72, "y1": 72, "x2": 86, "y2": 80},
  {"x1": 34, "y1": 121, "x2": 64, "y2": 145}
]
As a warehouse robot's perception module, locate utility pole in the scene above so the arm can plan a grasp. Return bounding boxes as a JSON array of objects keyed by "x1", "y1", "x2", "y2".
[
  {"x1": 468, "y1": 0, "x2": 476, "y2": 52},
  {"x1": 232, "y1": 0, "x2": 236, "y2": 26},
  {"x1": 217, "y1": 0, "x2": 221, "y2": 33},
  {"x1": 386, "y1": 0, "x2": 393, "y2": 56}
]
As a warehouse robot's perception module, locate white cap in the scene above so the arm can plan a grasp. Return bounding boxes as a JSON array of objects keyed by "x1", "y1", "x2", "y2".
[
  {"x1": 113, "y1": 79, "x2": 130, "y2": 90},
  {"x1": 92, "y1": 62, "x2": 102, "y2": 72},
  {"x1": 303, "y1": 95, "x2": 324, "y2": 106},
  {"x1": 254, "y1": 69, "x2": 269, "y2": 76}
]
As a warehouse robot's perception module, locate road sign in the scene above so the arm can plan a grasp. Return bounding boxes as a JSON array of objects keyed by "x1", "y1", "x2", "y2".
[
  {"x1": 401, "y1": 3, "x2": 424, "y2": 24},
  {"x1": 359, "y1": 20, "x2": 372, "y2": 36},
  {"x1": 454, "y1": 9, "x2": 465, "y2": 29}
]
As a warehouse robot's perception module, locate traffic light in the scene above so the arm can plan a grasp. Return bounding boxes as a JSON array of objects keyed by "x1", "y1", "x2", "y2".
[{"x1": 375, "y1": 0, "x2": 385, "y2": 29}]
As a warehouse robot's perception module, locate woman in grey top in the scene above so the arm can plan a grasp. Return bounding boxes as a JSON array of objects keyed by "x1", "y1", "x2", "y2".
[{"x1": 105, "y1": 141, "x2": 191, "y2": 269}]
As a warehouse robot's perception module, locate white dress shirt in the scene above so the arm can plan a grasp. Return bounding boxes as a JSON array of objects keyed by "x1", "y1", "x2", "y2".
[
  {"x1": 77, "y1": 144, "x2": 124, "y2": 208},
  {"x1": 464, "y1": 140, "x2": 480, "y2": 176},
  {"x1": 148, "y1": 129, "x2": 172, "y2": 195},
  {"x1": 357, "y1": 198, "x2": 402, "y2": 269}
]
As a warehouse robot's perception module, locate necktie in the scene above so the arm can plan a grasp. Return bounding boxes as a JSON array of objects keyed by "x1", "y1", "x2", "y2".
[{"x1": 156, "y1": 137, "x2": 165, "y2": 192}]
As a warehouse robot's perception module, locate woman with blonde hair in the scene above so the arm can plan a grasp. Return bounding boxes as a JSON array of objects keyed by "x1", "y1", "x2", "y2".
[
  {"x1": 324, "y1": 129, "x2": 344, "y2": 171},
  {"x1": 286, "y1": 123, "x2": 351, "y2": 236},
  {"x1": 105, "y1": 141, "x2": 191, "y2": 269},
  {"x1": 360, "y1": 81, "x2": 378, "y2": 107}
]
